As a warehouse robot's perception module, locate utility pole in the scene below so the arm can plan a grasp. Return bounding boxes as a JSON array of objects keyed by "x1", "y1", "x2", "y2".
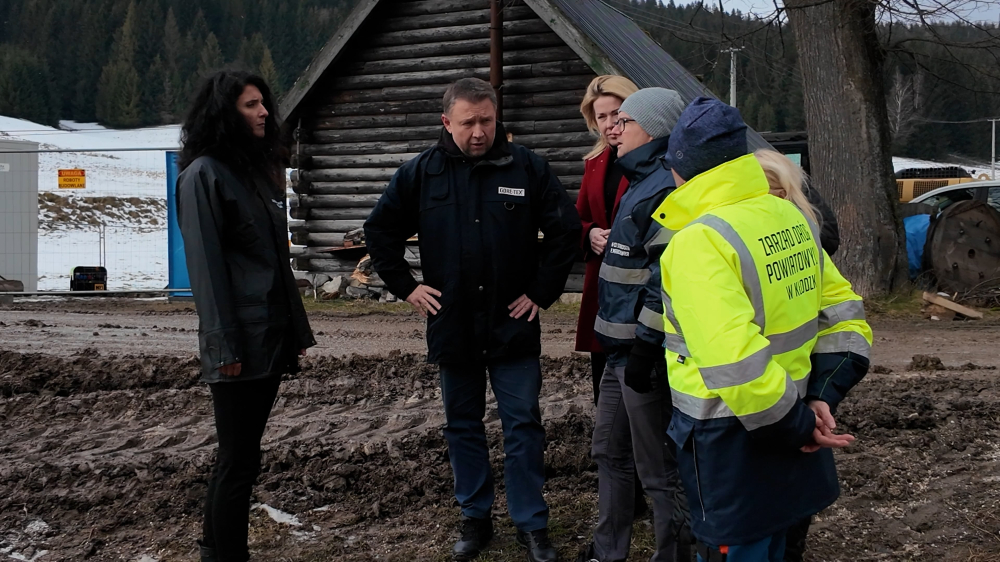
[
  {"x1": 989, "y1": 118, "x2": 999, "y2": 180},
  {"x1": 721, "y1": 47, "x2": 743, "y2": 108}
]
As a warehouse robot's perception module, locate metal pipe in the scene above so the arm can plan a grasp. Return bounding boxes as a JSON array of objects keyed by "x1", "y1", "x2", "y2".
[
  {"x1": 992, "y1": 119, "x2": 997, "y2": 180},
  {"x1": 0, "y1": 289, "x2": 192, "y2": 296},
  {"x1": 490, "y1": 0, "x2": 504, "y2": 123}
]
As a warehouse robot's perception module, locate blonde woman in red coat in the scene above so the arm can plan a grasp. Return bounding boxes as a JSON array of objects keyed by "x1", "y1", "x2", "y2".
[{"x1": 576, "y1": 75, "x2": 639, "y2": 400}]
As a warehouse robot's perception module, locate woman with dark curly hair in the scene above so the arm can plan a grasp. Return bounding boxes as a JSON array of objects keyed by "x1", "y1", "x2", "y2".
[{"x1": 176, "y1": 70, "x2": 316, "y2": 562}]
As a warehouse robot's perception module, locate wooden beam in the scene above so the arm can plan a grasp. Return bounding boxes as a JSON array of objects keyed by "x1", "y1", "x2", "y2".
[
  {"x1": 531, "y1": 146, "x2": 591, "y2": 161},
  {"x1": 506, "y1": 118, "x2": 589, "y2": 135},
  {"x1": 291, "y1": 232, "x2": 346, "y2": 246},
  {"x1": 381, "y1": 5, "x2": 536, "y2": 31},
  {"x1": 368, "y1": 20, "x2": 550, "y2": 47},
  {"x1": 503, "y1": 75, "x2": 596, "y2": 94},
  {"x1": 296, "y1": 194, "x2": 385, "y2": 208},
  {"x1": 312, "y1": 125, "x2": 441, "y2": 143},
  {"x1": 507, "y1": 131, "x2": 593, "y2": 147},
  {"x1": 309, "y1": 113, "x2": 443, "y2": 130},
  {"x1": 301, "y1": 167, "x2": 400, "y2": 182},
  {"x1": 328, "y1": 85, "x2": 450, "y2": 104},
  {"x1": 394, "y1": 0, "x2": 490, "y2": 17},
  {"x1": 291, "y1": 220, "x2": 368, "y2": 233},
  {"x1": 306, "y1": 208, "x2": 376, "y2": 220},
  {"x1": 504, "y1": 90, "x2": 584, "y2": 108},
  {"x1": 306, "y1": 181, "x2": 390, "y2": 195},
  {"x1": 328, "y1": 60, "x2": 594, "y2": 89},
  {"x1": 521, "y1": 0, "x2": 623, "y2": 76},
  {"x1": 301, "y1": 141, "x2": 434, "y2": 156},
  {"x1": 279, "y1": 0, "x2": 383, "y2": 124},
  {"x1": 313, "y1": 99, "x2": 443, "y2": 117},
  {"x1": 922, "y1": 292, "x2": 984, "y2": 319},
  {"x1": 358, "y1": 33, "x2": 563, "y2": 61},
  {"x1": 343, "y1": 46, "x2": 579, "y2": 75},
  {"x1": 308, "y1": 153, "x2": 421, "y2": 168}
]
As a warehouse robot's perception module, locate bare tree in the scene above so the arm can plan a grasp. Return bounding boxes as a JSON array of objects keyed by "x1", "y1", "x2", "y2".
[{"x1": 887, "y1": 68, "x2": 923, "y2": 143}]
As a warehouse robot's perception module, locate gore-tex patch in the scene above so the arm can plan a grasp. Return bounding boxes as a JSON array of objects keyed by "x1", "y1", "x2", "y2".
[{"x1": 498, "y1": 186, "x2": 525, "y2": 197}]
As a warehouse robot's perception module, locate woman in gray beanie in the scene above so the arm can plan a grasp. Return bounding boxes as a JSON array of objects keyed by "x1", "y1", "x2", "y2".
[{"x1": 582, "y1": 87, "x2": 691, "y2": 562}]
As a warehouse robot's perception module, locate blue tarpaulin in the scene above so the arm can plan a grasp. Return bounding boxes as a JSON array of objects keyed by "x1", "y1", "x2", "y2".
[{"x1": 904, "y1": 214, "x2": 932, "y2": 280}]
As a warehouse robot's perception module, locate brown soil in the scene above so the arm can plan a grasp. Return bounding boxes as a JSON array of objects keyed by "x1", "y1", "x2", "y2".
[{"x1": 1, "y1": 301, "x2": 999, "y2": 561}]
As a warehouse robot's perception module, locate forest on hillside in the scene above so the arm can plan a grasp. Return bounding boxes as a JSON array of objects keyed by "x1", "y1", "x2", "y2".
[{"x1": 1, "y1": 0, "x2": 998, "y2": 161}]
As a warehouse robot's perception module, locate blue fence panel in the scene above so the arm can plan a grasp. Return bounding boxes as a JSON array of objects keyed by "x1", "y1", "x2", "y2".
[{"x1": 166, "y1": 151, "x2": 192, "y2": 297}]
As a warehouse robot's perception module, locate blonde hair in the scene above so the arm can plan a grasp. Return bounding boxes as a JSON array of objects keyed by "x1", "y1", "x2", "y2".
[
  {"x1": 754, "y1": 149, "x2": 819, "y2": 225},
  {"x1": 580, "y1": 75, "x2": 640, "y2": 160}
]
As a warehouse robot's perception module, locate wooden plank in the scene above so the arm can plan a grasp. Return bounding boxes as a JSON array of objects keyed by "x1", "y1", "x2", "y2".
[
  {"x1": 531, "y1": 146, "x2": 591, "y2": 161},
  {"x1": 343, "y1": 46, "x2": 579, "y2": 75},
  {"x1": 381, "y1": 5, "x2": 536, "y2": 32},
  {"x1": 504, "y1": 90, "x2": 585, "y2": 108},
  {"x1": 503, "y1": 75, "x2": 596, "y2": 94},
  {"x1": 297, "y1": 194, "x2": 385, "y2": 208},
  {"x1": 393, "y1": 0, "x2": 489, "y2": 17},
  {"x1": 367, "y1": 20, "x2": 550, "y2": 47},
  {"x1": 301, "y1": 140, "x2": 434, "y2": 155},
  {"x1": 291, "y1": 208, "x2": 373, "y2": 220},
  {"x1": 307, "y1": 181, "x2": 390, "y2": 195},
  {"x1": 548, "y1": 161, "x2": 585, "y2": 176},
  {"x1": 328, "y1": 60, "x2": 591, "y2": 90},
  {"x1": 504, "y1": 105, "x2": 583, "y2": 122},
  {"x1": 565, "y1": 188, "x2": 580, "y2": 200},
  {"x1": 506, "y1": 118, "x2": 589, "y2": 135},
  {"x1": 307, "y1": 208, "x2": 376, "y2": 220},
  {"x1": 291, "y1": 220, "x2": 368, "y2": 233},
  {"x1": 308, "y1": 153, "x2": 421, "y2": 168},
  {"x1": 291, "y1": 232, "x2": 346, "y2": 246},
  {"x1": 311, "y1": 125, "x2": 441, "y2": 143},
  {"x1": 512, "y1": 131, "x2": 593, "y2": 147},
  {"x1": 313, "y1": 99, "x2": 443, "y2": 117},
  {"x1": 922, "y1": 292, "x2": 984, "y2": 319},
  {"x1": 357, "y1": 33, "x2": 563, "y2": 61},
  {"x1": 328, "y1": 85, "x2": 450, "y2": 104},
  {"x1": 301, "y1": 167, "x2": 400, "y2": 182},
  {"x1": 310, "y1": 113, "x2": 443, "y2": 129},
  {"x1": 279, "y1": 0, "x2": 382, "y2": 123},
  {"x1": 381, "y1": 8, "x2": 490, "y2": 32}
]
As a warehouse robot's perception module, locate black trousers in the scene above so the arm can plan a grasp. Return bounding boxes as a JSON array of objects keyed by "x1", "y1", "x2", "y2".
[
  {"x1": 202, "y1": 375, "x2": 281, "y2": 562},
  {"x1": 783, "y1": 516, "x2": 811, "y2": 562}
]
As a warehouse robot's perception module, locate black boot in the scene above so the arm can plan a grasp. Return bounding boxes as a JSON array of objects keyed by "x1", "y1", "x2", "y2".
[
  {"x1": 197, "y1": 540, "x2": 217, "y2": 562},
  {"x1": 453, "y1": 516, "x2": 493, "y2": 561},
  {"x1": 516, "y1": 528, "x2": 558, "y2": 562}
]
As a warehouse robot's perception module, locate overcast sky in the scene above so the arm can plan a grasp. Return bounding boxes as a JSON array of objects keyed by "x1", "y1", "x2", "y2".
[{"x1": 683, "y1": 0, "x2": 1000, "y2": 24}]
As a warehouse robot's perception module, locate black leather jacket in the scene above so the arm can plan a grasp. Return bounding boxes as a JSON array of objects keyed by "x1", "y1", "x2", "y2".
[{"x1": 177, "y1": 156, "x2": 315, "y2": 383}]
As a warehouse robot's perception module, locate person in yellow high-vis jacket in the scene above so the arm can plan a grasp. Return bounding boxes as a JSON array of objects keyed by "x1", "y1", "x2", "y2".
[{"x1": 653, "y1": 97, "x2": 872, "y2": 562}]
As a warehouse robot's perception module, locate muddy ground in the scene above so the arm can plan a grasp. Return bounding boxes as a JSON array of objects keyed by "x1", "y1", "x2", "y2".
[{"x1": 1, "y1": 299, "x2": 999, "y2": 561}]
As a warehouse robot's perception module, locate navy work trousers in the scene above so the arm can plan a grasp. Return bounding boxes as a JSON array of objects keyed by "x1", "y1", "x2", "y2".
[{"x1": 439, "y1": 357, "x2": 549, "y2": 532}]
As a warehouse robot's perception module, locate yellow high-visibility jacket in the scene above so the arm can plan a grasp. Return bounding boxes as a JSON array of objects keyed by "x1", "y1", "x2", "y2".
[{"x1": 653, "y1": 154, "x2": 872, "y2": 546}]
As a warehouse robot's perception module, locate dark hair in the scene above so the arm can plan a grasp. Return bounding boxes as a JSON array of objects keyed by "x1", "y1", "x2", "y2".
[
  {"x1": 442, "y1": 78, "x2": 497, "y2": 113},
  {"x1": 178, "y1": 70, "x2": 283, "y2": 190}
]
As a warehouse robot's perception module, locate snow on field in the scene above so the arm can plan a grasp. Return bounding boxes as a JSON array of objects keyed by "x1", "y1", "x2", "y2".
[
  {"x1": 1, "y1": 116, "x2": 178, "y2": 290},
  {"x1": 892, "y1": 156, "x2": 993, "y2": 178},
  {"x1": 0, "y1": 115, "x2": 180, "y2": 197}
]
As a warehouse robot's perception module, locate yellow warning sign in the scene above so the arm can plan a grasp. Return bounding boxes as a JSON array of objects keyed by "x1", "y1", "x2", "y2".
[{"x1": 58, "y1": 169, "x2": 86, "y2": 189}]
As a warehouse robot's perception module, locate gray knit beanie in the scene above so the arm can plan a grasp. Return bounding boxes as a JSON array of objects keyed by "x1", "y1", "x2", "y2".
[{"x1": 619, "y1": 87, "x2": 685, "y2": 139}]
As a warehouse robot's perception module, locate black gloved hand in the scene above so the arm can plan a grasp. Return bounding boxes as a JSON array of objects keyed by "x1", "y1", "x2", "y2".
[{"x1": 624, "y1": 338, "x2": 662, "y2": 394}]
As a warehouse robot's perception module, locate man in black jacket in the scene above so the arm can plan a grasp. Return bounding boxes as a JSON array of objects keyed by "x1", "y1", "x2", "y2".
[{"x1": 364, "y1": 78, "x2": 580, "y2": 562}]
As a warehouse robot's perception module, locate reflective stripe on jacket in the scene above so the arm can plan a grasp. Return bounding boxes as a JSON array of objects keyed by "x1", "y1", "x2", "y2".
[
  {"x1": 653, "y1": 153, "x2": 872, "y2": 545},
  {"x1": 594, "y1": 137, "x2": 675, "y2": 364}
]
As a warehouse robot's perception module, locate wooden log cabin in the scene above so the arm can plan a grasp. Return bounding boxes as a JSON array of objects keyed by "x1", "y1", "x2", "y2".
[{"x1": 279, "y1": 0, "x2": 769, "y2": 292}]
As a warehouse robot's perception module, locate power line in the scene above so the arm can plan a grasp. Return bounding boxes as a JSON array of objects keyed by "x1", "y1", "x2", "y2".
[{"x1": 911, "y1": 116, "x2": 1000, "y2": 123}]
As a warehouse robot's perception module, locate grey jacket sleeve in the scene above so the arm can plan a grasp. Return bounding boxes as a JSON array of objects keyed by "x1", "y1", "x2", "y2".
[{"x1": 177, "y1": 165, "x2": 242, "y2": 368}]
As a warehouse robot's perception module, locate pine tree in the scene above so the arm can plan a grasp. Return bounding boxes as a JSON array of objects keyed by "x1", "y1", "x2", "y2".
[
  {"x1": 198, "y1": 33, "x2": 225, "y2": 77},
  {"x1": 259, "y1": 45, "x2": 282, "y2": 98},
  {"x1": 238, "y1": 32, "x2": 267, "y2": 70},
  {"x1": 95, "y1": 0, "x2": 143, "y2": 127},
  {"x1": 0, "y1": 46, "x2": 58, "y2": 125}
]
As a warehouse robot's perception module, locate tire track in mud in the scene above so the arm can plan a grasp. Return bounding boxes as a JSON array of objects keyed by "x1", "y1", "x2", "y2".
[{"x1": 0, "y1": 350, "x2": 596, "y2": 560}]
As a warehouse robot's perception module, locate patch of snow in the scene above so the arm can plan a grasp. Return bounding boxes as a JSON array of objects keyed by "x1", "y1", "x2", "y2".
[
  {"x1": 37, "y1": 228, "x2": 167, "y2": 291},
  {"x1": 23, "y1": 521, "x2": 48, "y2": 539},
  {"x1": 6, "y1": 551, "x2": 48, "y2": 561},
  {"x1": 135, "y1": 556, "x2": 158, "y2": 562},
  {"x1": 253, "y1": 503, "x2": 302, "y2": 526}
]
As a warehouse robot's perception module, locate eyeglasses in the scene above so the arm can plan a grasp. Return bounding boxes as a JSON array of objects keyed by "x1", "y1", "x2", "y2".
[{"x1": 612, "y1": 117, "x2": 634, "y2": 132}]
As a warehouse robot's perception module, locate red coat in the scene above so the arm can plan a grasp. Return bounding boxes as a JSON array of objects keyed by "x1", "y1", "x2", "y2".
[{"x1": 575, "y1": 147, "x2": 629, "y2": 352}]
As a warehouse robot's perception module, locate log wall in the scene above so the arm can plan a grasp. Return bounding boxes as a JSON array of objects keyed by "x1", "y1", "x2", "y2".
[{"x1": 290, "y1": 0, "x2": 597, "y2": 292}]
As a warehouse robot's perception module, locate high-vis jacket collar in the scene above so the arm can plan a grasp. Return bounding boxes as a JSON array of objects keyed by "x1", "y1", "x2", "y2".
[{"x1": 654, "y1": 154, "x2": 769, "y2": 231}]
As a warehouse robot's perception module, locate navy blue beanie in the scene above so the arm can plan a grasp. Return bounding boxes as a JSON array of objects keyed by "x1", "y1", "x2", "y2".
[{"x1": 667, "y1": 97, "x2": 748, "y2": 181}]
